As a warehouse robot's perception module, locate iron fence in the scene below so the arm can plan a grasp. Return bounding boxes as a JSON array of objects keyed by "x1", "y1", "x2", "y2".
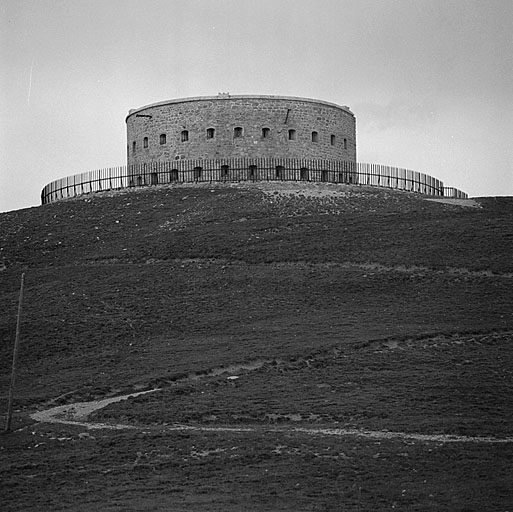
[{"x1": 40, "y1": 159, "x2": 467, "y2": 204}]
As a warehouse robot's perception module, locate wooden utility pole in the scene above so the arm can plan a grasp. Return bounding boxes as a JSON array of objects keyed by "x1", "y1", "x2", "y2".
[{"x1": 4, "y1": 273, "x2": 25, "y2": 433}]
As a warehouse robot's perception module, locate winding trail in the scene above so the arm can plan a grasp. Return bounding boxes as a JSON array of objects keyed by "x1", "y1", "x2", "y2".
[
  {"x1": 30, "y1": 391, "x2": 513, "y2": 444},
  {"x1": 30, "y1": 390, "x2": 158, "y2": 430}
]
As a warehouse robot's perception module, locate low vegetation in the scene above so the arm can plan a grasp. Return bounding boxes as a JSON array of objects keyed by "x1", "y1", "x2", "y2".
[{"x1": 1, "y1": 182, "x2": 512, "y2": 510}]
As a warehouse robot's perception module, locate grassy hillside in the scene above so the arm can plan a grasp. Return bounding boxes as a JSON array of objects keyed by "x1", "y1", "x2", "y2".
[
  {"x1": 1, "y1": 182, "x2": 512, "y2": 511},
  {"x1": 1, "y1": 183, "x2": 512, "y2": 400}
]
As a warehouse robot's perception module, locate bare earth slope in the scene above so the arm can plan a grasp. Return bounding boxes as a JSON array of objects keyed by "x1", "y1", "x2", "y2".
[{"x1": 1, "y1": 182, "x2": 512, "y2": 511}]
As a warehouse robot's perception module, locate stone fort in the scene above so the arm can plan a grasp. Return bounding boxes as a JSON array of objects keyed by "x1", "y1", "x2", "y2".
[
  {"x1": 127, "y1": 94, "x2": 355, "y2": 165},
  {"x1": 40, "y1": 94, "x2": 467, "y2": 203},
  {"x1": 125, "y1": 94, "x2": 358, "y2": 186}
]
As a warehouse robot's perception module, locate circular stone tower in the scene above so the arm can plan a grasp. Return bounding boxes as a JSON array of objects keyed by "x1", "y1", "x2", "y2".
[{"x1": 126, "y1": 94, "x2": 356, "y2": 166}]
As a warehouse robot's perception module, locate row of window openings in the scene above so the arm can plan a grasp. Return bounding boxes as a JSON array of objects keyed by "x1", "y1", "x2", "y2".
[
  {"x1": 132, "y1": 130, "x2": 348, "y2": 152},
  {"x1": 133, "y1": 165, "x2": 350, "y2": 182}
]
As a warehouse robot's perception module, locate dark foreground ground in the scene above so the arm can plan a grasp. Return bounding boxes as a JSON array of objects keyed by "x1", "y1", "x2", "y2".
[
  {"x1": 2, "y1": 420, "x2": 512, "y2": 511},
  {"x1": 1, "y1": 183, "x2": 512, "y2": 510}
]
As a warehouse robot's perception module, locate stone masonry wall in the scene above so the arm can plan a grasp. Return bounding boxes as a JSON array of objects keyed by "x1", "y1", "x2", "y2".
[{"x1": 126, "y1": 95, "x2": 356, "y2": 167}]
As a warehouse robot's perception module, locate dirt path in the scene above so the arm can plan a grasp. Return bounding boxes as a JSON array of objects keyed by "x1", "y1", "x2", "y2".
[
  {"x1": 30, "y1": 390, "x2": 158, "y2": 430},
  {"x1": 424, "y1": 197, "x2": 481, "y2": 208},
  {"x1": 30, "y1": 391, "x2": 513, "y2": 444},
  {"x1": 83, "y1": 256, "x2": 513, "y2": 279}
]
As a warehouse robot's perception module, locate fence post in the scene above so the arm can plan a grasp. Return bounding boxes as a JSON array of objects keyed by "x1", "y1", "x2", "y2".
[{"x1": 4, "y1": 273, "x2": 25, "y2": 433}]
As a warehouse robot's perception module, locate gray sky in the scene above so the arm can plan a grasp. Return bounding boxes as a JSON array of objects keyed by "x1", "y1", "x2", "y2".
[{"x1": 1, "y1": 0, "x2": 512, "y2": 212}]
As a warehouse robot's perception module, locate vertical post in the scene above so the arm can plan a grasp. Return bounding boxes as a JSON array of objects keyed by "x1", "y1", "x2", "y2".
[{"x1": 4, "y1": 273, "x2": 25, "y2": 433}]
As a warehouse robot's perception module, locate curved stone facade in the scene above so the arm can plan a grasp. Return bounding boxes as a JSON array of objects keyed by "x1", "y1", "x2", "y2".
[{"x1": 126, "y1": 95, "x2": 356, "y2": 166}]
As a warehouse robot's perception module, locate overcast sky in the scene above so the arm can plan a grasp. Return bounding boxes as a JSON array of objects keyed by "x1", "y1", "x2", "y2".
[{"x1": 1, "y1": 0, "x2": 512, "y2": 212}]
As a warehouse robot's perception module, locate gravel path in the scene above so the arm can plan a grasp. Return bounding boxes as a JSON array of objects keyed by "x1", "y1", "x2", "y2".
[
  {"x1": 30, "y1": 391, "x2": 513, "y2": 443},
  {"x1": 30, "y1": 390, "x2": 158, "y2": 429}
]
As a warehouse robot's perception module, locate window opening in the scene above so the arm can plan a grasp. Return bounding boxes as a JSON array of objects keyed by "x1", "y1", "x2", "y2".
[
  {"x1": 181, "y1": 130, "x2": 189, "y2": 142},
  {"x1": 234, "y1": 127, "x2": 243, "y2": 138},
  {"x1": 344, "y1": 138, "x2": 348, "y2": 149},
  {"x1": 160, "y1": 133, "x2": 166, "y2": 145},
  {"x1": 132, "y1": 141, "x2": 136, "y2": 153},
  {"x1": 143, "y1": 137, "x2": 148, "y2": 149},
  {"x1": 262, "y1": 127, "x2": 270, "y2": 138},
  {"x1": 331, "y1": 134, "x2": 336, "y2": 146},
  {"x1": 207, "y1": 128, "x2": 215, "y2": 139},
  {"x1": 288, "y1": 129, "x2": 296, "y2": 141},
  {"x1": 311, "y1": 131, "x2": 319, "y2": 143}
]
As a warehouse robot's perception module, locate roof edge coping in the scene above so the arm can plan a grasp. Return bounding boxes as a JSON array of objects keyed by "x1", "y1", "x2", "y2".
[{"x1": 126, "y1": 95, "x2": 354, "y2": 122}]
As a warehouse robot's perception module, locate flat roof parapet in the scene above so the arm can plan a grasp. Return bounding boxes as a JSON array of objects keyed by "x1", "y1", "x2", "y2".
[{"x1": 126, "y1": 95, "x2": 354, "y2": 121}]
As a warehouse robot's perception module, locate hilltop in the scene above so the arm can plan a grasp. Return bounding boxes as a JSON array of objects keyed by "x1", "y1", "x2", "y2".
[
  {"x1": 1, "y1": 182, "x2": 512, "y2": 511},
  {"x1": 1, "y1": 181, "x2": 507, "y2": 271}
]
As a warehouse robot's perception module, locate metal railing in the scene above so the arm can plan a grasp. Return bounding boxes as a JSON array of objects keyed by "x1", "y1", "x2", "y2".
[{"x1": 40, "y1": 159, "x2": 467, "y2": 204}]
